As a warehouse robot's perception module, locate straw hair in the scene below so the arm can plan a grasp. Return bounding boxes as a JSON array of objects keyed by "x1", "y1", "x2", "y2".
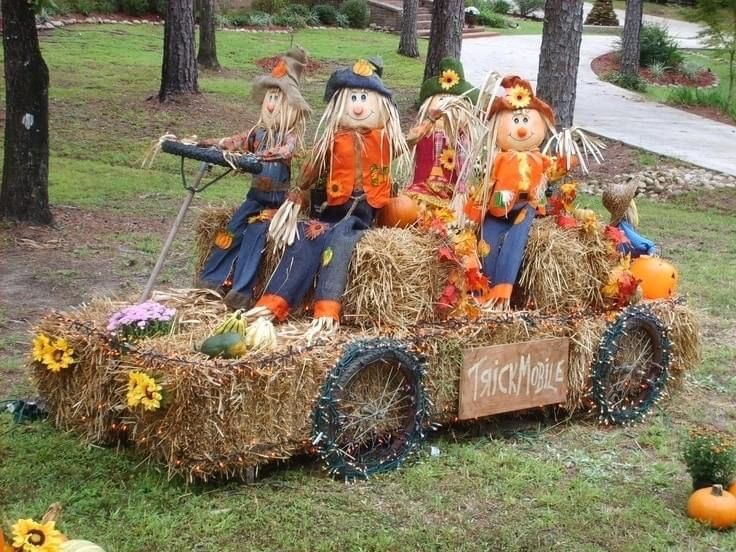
[{"x1": 250, "y1": 89, "x2": 309, "y2": 152}]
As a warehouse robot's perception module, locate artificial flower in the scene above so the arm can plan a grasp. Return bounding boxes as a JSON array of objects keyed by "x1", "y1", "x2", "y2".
[
  {"x1": 437, "y1": 245, "x2": 458, "y2": 263},
  {"x1": 439, "y1": 148, "x2": 456, "y2": 171},
  {"x1": 107, "y1": 301, "x2": 176, "y2": 340},
  {"x1": 32, "y1": 334, "x2": 51, "y2": 362},
  {"x1": 477, "y1": 239, "x2": 491, "y2": 258},
  {"x1": 556, "y1": 213, "x2": 579, "y2": 230},
  {"x1": 352, "y1": 59, "x2": 374, "y2": 77},
  {"x1": 575, "y1": 208, "x2": 599, "y2": 234},
  {"x1": 603, "y1": 225, "x2": 629, "y2": 248},
  {"x1": 452, "y1": 229, "x2": 478, "y2": 258},
  {"x1": 305, "y1": 220, "x2": 329, "y2": 240},
  {"x1": 437, "y1": 283, "x2": 459, "y2": 310},
  {"x1": 328, "y1": 180, "x2": 345, "y2": 198},
  {"x1": 439, "y1": 69, "x2": 460, "y2": 90},
  {"x1": 465, "y1": 267, "x2": 490, "y2": 292},
  {"x1": 11, "y1": 519, "x2": 63, "y2": 552},
  {"x1": 127, "y1": 371, "x2": 163, "y2": 412},
  {"x1": 42, "y1": 338, "x2": 75, "y2": 373},
  {"x1": 507, "y1": 84, "x2": 531, "y2": 109}
]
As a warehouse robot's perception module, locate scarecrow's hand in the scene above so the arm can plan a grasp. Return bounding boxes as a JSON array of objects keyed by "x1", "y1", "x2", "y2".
[
  {"x1": 268, "y1": 200, "x2": 301, "y2": 249},
  {"x1": 197, "y1": 138, "x2": 219, "y2": 148}
]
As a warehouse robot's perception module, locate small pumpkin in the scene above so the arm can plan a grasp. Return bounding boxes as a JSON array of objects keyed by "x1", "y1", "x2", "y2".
[
  {"x1": 213, "y1": 230, "x2": 234, "y2": 250},
  {"x1": 729, "y1": 480, "x2": 736, "y2": 496},
  {"x1": 376, "y1": 195, "x2": 419, "y2": 228},
  {"x1": 687, "y1": 484, "x2": 736, "y2": 530},
  {"x1": 630, "y1": 255, "x2": 679, "y2": 299}
]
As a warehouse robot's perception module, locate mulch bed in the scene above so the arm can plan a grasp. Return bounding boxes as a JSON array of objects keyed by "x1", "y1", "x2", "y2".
[{"x1": 592, "y1": 52, "x2": 717, "y2": 88}]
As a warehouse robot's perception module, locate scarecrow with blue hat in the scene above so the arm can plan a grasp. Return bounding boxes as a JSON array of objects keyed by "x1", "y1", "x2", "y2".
[
  {"x1": 245, "y1": 57, "x2": 410, "y2": 342},
  {"x1": 195, "y1": 47, "x2": 311, "y2": 310}
]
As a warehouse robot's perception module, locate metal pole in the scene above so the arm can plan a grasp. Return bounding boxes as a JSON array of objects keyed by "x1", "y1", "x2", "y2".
[{"x1": 139, "y1": 162, "x2": 209, "y2": 303}]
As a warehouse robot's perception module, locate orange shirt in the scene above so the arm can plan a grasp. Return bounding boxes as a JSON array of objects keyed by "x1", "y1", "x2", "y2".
[
  {"x1": 327, "y1": 129, "x2": 392, "y2": 209},
  {"x1": 488, "y1": 150, "x2": 552, "y2": 218}
]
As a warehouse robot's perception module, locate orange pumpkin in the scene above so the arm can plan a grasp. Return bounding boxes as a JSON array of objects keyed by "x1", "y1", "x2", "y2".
[
  {"x1": 214, "y1": 230, "x2": 234, "y2": 250},
  {"x1": 729, "y1": 480, "x2": 736, "y2": 496},
  {"x1": 687, "y1": 484, "x2": 736, "y2": 530},
  {"x1": 630, "y1": 255, "x2": 679, "y2": 299},
  {"x1": 376, "y1": 195, "x2": 419, "y2": 228}
]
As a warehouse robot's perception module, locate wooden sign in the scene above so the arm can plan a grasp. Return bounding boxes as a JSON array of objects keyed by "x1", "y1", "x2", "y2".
[{"x1": 458, "y1": 337, "x2": 569, "y2": 420}]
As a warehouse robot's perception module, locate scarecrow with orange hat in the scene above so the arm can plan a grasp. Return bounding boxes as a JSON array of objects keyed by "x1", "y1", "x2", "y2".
[
  {"x1": 196, "y1": 47, "x2": 311, "y2": 309},
  {"x1": 245, "y1": 58, "x2": 410, "y2": 341},
  {"x1": 470, "y1": 75, "x2": 572, "y2": 309}
]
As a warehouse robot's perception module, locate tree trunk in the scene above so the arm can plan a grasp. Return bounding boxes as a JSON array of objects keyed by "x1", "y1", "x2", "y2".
[
  {"x1": 0, "y1": 0, "x2": 52, "y2": 224},
  {"x1": 398, "y1": 0, "x2": 419, "y2": 58},
  {"x1": 620, "y1": 0, "x2": 643, "y2": 77},
  {"x1": 423, "y1": 0, "x2": 464, "y2": 81},
  {"x1": 536, "y1": 0, "x2": 584, "y2": 128},
  {"x1": 159, "y1": 0, "x2": 199, "y2": 102},
  {"x1": 197, "y1": 0, "x2": 220, "y2": 69}
]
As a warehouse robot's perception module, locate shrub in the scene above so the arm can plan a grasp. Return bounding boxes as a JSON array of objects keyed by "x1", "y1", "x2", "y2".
[
  {"x1": 119, "y1": 0, "x2": 149, "y2": 16},
  {"x1": 149, "y1": 0, "x2": 166, "y2": 16},
  {"x1": 515, "y1": 0, "x2": 544, "y2": 17},
  {"x1": 340, "y1": 0, "x2": 370, "y2": 29},
  {"x1": 678, "y1": 60, "x2": 703, "y2": 80},
  {"x1": 251, "y1": 0, "x2": 288, "y2": 14},
  {"x1": 478, "y1": 9, "x2": 508, "y2": 28},
  {"x1": 312, "y1": 3, "x2": 338, "y2": 25},
  {"x1": 639, "y1": 24, "x2": 683, "y2": 68},
  {"x1": 273, "y1": 12, "x2": 307, "y2": 28},
  {"x1": 647, "y1": 61, "x2": 669, "y2": 79},
  {"x1": 335, "y1": 12, "x2": 350, "y2": 28},
  {"x1": 603, "y1": 71, "x2": 647, "y2": 92},
  {"x1": 282, "y1": 3, "x2": 311, "y2": 17},
  {"x1": 683, "y1": 428, "x2": 736, "y2": 488},
  {"x1": 248, "y1": 11, "x2": 274, "y2": 27},
  {"x1": 490, "y1": 0, "x2": 511, "y2": 14},
  {"x1": 229, "y1": 13, "x2": 250, "y2": 26}
]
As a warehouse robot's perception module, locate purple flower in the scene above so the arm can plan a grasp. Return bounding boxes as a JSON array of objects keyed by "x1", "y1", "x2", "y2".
[{"x1": 107, "y1": 301, "x2": 176, "y2": 336}]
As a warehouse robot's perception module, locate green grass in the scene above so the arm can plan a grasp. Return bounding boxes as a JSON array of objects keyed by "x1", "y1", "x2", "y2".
[
  {"x1": 1, "y1": 23, "x2": 736, "y2": 552},
  {"x1": 611, "y1": 0, "x2": 698, "y2": 22}
]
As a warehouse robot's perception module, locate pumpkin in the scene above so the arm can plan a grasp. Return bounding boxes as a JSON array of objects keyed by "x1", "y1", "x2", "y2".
[
  {"x1": 199, "y1": 332, "x2": 247, "y2": 359},
  {"x1": 687, "y1": 484, "x2": 736, "y2": 530},
  {"x1": 62, "y1": 540, "x2": 106, "y2": 552},
  {"x1": 376, "y1": 195, "x2": 418, "y2": 228},
  {"x1": 729, "y1": 480, "x2": 736, "y2": 496},
  {"x1": 213, "y1": 230, "x2": 234, "y2": 250},
  {"x1": 630, "y1": 255, "x2": 679, "y2": 299}
]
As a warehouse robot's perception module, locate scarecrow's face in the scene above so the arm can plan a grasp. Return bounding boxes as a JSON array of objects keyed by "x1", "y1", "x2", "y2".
[
  {"x1": 495, "y1": 108, "x2": 546, "y2": 152},
  {"x1": 338, "y1": 88, "x2": 385, "y2": 130},
  {"x1": 260, "y1": 87, "x2": 294, "y2": 128}
]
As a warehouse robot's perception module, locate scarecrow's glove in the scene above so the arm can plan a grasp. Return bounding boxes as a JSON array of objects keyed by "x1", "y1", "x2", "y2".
[
  {"x1": 304, "y1": 317, "x2": 339, "y2": 346},
  {"x1": 244, "y1": 316, "x2": 277, "y2": 351},
  {"x1": 449, "y1": 191, "x2": 468, "y2": 227},
  {"x1": 268, "y1": 194, "x2": 302, "y2": 249}
]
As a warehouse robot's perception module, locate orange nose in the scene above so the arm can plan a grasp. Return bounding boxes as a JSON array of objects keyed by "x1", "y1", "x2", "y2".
[
  {"x1": 353, "y1": 105, "x2": 364, "y2": 116},
  {"x1": 516, "y1": 127, "x2": 528, "y2": 139}
]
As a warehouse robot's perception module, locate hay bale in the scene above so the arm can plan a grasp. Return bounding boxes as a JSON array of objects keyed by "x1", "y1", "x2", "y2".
[
  {"x1": 650, "y1": 300, "x2": 701, "y2": 380},
  {"x1": 194, "y1": 206, "x2": 235, "y2": 279},
  {"x1": 343, "y1": 228, "x2": 451, "y2": 328}
]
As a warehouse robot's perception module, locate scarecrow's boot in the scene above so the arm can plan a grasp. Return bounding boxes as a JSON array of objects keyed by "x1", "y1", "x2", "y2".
[{"x1": 224, "y1": 290, "x2": 252, "y2": 311}]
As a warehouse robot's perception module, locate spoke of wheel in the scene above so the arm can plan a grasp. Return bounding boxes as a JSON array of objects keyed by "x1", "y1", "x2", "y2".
[{"x1": 607, "y1": 328, "x2": 655, "y2": 408}]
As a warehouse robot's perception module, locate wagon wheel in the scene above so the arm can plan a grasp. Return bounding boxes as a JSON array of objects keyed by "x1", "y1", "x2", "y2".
[
  {"x1": 312, "y1": 339, "x2": 428, "y2": 480},
  {"x1": 591, "y1": 306, "x2": 672, "y2": 425}
]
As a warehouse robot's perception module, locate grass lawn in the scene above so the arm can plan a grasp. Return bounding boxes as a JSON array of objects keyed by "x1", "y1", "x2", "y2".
[
  {"x1": 611, "y1": 0, "x2": 699, "y2": 22},
  {"x1": 1, "y1": 24, "x2": 736, "y2": 552}
]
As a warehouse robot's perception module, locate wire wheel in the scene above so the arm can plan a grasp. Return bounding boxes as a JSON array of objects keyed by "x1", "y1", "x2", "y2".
[
  {"x1": 313, "y1": 339, "x2": 427, "y2": 480},
  {"x1": 591, "y1": 306, "x2": 671, "y2": 424}
]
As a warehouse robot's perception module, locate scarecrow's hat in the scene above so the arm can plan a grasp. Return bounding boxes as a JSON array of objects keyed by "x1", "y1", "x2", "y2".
[
  {"x1": 488, "y1": 75, "x2": 555, "y2": 125},
  {"x1": 251, "y1": 46, "x2": 311, "y2": 114},
  {"x1": 602, "y1": 178, "x2": 640, "y2": 225},
  {"x1": 419, "y1": 57, "x2": 478, "y2": 104},
  {"x1": 323, "y1": 57, "x2": 392, "y2": 102}
]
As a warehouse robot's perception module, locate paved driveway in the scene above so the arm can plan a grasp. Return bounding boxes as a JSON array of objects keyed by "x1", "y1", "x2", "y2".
[{"x1": 461, "y1": 13, "x2": 736, "y2": 176}]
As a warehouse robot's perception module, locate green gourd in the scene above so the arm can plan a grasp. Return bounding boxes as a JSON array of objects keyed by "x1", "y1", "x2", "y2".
[{"x1": 200, "y1": 332, "x2": 248, "y2": 359}]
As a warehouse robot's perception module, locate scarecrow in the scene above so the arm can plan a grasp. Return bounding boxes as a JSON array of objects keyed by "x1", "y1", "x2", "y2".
[
  {"x1": 470, "y1": 75, "x2": 569, "y2": 309},
  {"x1": 196, "y1": 47, "x2": 311, "y2": 309},
  {"x1": 602, "y1": 180, "x2": 656, "y2": 257},
  {"x1": 245, "y1": 57, "x2": 410, "y2": 341},
  {"x1": 404, "y1": 57, "x2": 480, "y2": 224}
]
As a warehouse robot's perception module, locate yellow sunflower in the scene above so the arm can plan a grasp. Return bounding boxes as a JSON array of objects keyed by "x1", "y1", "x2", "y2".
[
  {"x1": 127, "y1": 371, "x2": 163, "y2": 411},
  {"x1": 439, "y1": 69, "x2": 460, "y2": 90},
  {"x1": 352, "y1": 59, "x2": 374, "y2": 77},
  {"x1": 507, "y1": 84, "x2": 531, "y2": 109},
  {"x1": 11, "y1": 519, "x2": 63, "y2": 552},
  {"x1": 42, "y1": 338, "x2": 75, "y2": 373},
  {"x1": 32, "y1": 334, "x2": 52, "y2": 362},
  {"x1": 439, "y1": 148, "x2": 456, "y2": 171}
]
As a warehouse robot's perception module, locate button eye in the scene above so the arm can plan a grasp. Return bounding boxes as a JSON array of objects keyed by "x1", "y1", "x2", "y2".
[
  {"x1": 523, "y1": 117, "x2": 529, "y2": 124},
  {"x1": 513, "y1": 117, "x2": 520, "y2": 124},
  {"x1": 351, "y1": 94, "x2": 358, "y2": 102},
  {"x1": 361, "y1": 94, "x2": 367, "y2": 101}
]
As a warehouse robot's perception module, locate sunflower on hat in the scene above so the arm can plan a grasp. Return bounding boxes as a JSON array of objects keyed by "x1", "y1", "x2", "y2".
[{"x1": 419, "y1": 58, "x2": 479, "y2": 104}]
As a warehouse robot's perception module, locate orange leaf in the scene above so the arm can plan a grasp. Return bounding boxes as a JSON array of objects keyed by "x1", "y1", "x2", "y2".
[{"x1": 556, "y1": 214, "x2": 579, "y2": 229}]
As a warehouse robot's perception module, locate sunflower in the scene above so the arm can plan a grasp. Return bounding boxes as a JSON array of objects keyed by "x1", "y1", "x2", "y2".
[
  {"x1": 507, "y1": 84, "x2": 531, "y2": 109},
  {"x1": 11, "y1": 519, "x2": 63, "y2": 552},
  {"x1": 42, "y1": 338, "x2": 75, "y2": 373},
  {"x1": 328, "y1": 180, "x2": 346, "y2": 198},
  {"x1": 439, "y1": 148, "x2": 456, "y2": 171},
  {"x1": 352, "y1": 59, "x2": 374, "y2": 77},
  {"x1": 127, "y1": 371, "x2": 163, "y2": 411},
  {"x1": 32, "y1": 334, "x2": 52, "y2": 362},
  {"x1": 439, "y1": 69, "x2": 460, "y2": 90}
]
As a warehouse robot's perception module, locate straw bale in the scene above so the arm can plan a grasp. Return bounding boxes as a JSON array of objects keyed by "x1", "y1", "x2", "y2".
[{"x1": 649, "y1": 300, "x2": 701, "y2": 382}]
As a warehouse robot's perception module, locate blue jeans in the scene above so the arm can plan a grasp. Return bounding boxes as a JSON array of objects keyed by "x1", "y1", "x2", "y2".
[
  {"x1": 199, "y1": 188, "x2": 287, "y2": 292},
  {"x1": 263, "y1": 197, "x2": 375, "y2": 312}
]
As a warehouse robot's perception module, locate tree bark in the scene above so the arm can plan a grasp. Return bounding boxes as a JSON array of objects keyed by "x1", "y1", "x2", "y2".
[
  {"x1": 159, "y1": 0, "x2": 199, "y2": 102},
  {"x1": 423, "y1": 0, "x2": 464, "y2": 81},
  {"x1": 536, "y1": 0, "x2": 584, "y2": 128},
  {"x1": 0, "y1": 0, "x2": 52, "y2": 224},
  {"x1": 398, "y1": 0, "x2": 420, "y2": 58},
  {"x1": 197, "y1": 0, "x2": 220, "y2": 69},
  {"x1": 620, "y1": 0, "x2": 644, "y2": 77}
]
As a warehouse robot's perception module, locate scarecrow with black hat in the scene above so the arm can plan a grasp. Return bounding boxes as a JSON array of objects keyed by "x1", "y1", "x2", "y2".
[
  {"x1": 196, "y1": 47, "x2": 311, "y2": 309},
  {"x1": 245, "y1": 57, "x2": 410, "y2": 341}
]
